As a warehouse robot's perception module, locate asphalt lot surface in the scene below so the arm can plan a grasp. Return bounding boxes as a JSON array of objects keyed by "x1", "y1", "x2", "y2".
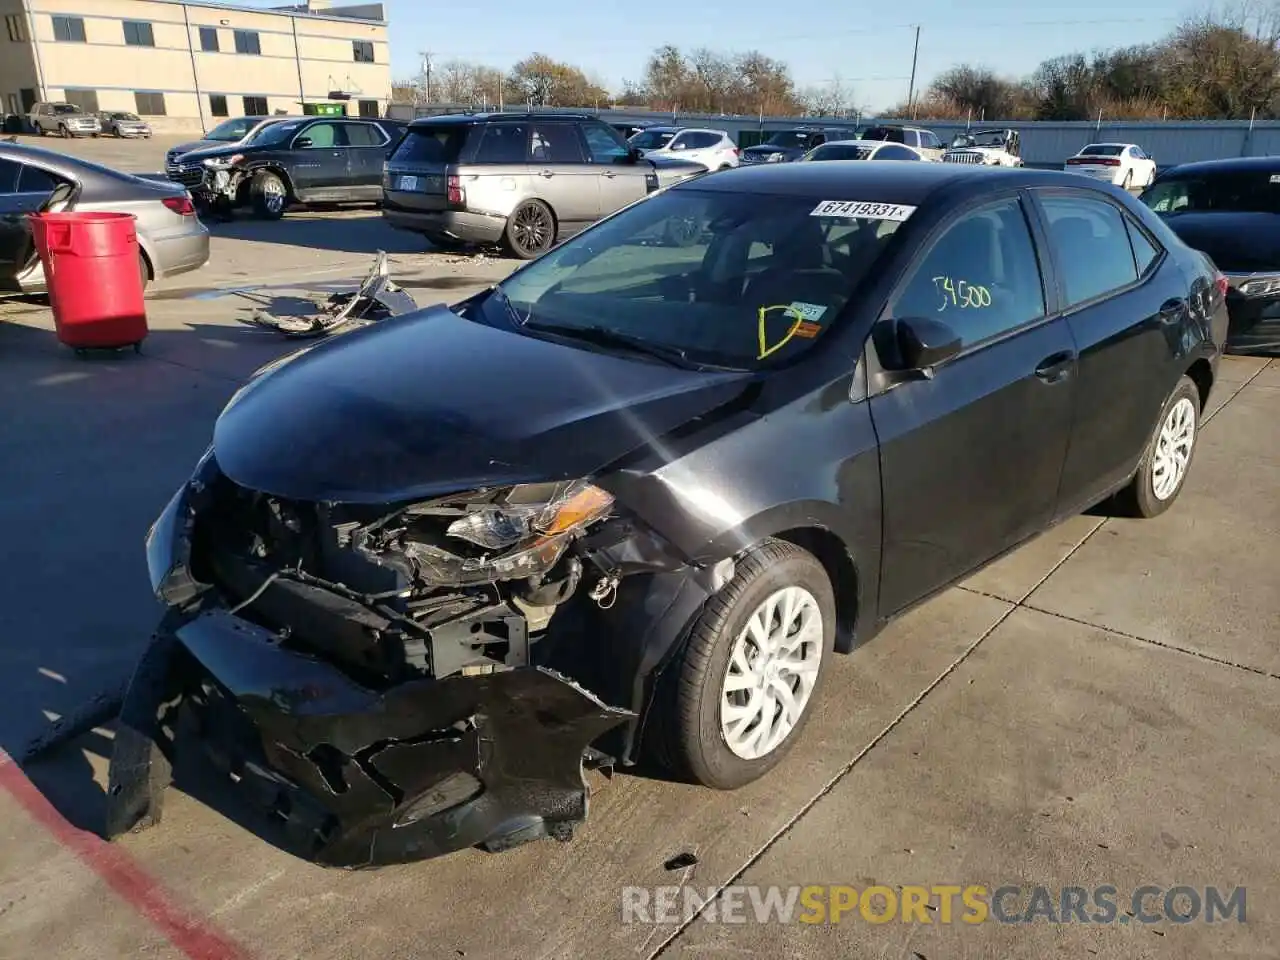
[{"x1": 1, "y1": 136, "x2": 1277, "y2": 960}]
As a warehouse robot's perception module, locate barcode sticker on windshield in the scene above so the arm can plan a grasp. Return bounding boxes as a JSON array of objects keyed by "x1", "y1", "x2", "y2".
[
  {"x1": 787, "y1": 302, "x2": 828, "y2": 322},
  {"x1": 811, "y1": 200, "x2": 917, "y2": 221},
  {"x1": 1270, "y1": 174, "x2": 1280, "y2": 183}
]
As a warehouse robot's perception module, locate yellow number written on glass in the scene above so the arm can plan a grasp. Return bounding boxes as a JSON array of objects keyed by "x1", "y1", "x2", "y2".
[{"x1": 931, "y1": 276, "x2": 992, "y2": 311}]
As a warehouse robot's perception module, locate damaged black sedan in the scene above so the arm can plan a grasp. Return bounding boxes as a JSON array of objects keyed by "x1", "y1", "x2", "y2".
[{"x1": 109, "y1": 161, "x2": 1227, "y2": 868}]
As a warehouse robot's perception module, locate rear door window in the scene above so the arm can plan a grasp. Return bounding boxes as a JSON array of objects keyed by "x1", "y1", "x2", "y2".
[
  {"x1": 474, "y1": 122, "x2": 531, "y2": 163},
  {"x1": 1040, "y1": 194, "x2": 1139, "y2": 307},
  {"x1": 581, "y1": 122, "x2": 631, "y2": 164},
  {"x1": 0, "y1": 158, "x2": 19, "y2": 193},
  {"x1": 529, "y1": 122, "x2": 585, "y2": 163},
  {"x1": 391, "y1": 124, "x2": 473, "y2": 165},
  {"x1": 17, "y1": 164, "x2": 58, "y2": 194},
  {"x1": 344, "y1": 122, "x2": 385, "y2": 147}
]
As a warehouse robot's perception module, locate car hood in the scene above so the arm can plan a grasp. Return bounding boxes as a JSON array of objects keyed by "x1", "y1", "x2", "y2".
[
  {"x1": 179, "y1": 143, "x2": 260, "y2": 163},
  {"x1": 646, "y1": 155, "x2": 707, "y2": 173},
  {"x1": 212, "y1": 305, "x2": 753, "y2": 503},
  {"x1": 1159, "y1": 211, "x2": 1280, "y2": 272},
  {"x1": 168, "y1": 139, "x2": 222, "y2": 159}
]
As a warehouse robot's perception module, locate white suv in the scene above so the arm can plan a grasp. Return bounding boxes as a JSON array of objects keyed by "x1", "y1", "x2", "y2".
[{"x1": 627, "y1": 126, "x2": 739, "y2": 171}]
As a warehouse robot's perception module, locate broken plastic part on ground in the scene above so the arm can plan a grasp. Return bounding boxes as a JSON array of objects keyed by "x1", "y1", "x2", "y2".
[{"x1": 241, "y1": 251, "x2": 418, "y2": 338}]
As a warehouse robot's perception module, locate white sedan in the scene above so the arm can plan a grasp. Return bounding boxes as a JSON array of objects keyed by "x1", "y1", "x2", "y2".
[
  {"x1": 799, "y1": 140, "x2": 925, "y2": 162},
  {"x1": 1065, "y1": 143, "x2": 1158, "y2": 189}
]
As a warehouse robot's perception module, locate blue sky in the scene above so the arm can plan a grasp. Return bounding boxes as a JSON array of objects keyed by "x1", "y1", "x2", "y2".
[{"x1": 270, "y1": 0, "x2": 1199, "y2": 109}]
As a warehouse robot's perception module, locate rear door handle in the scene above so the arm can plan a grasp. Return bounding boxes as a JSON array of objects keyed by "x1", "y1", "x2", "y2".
[
  {"x1": 601, "y1": 170, "x2": 617, "y2": 178},
  {"x1": 1034, "y1": 350, "x2": 1075, "y2": 384},
  {"x1": 539, "y1": 169, "x2": 555, "y2": 178}
]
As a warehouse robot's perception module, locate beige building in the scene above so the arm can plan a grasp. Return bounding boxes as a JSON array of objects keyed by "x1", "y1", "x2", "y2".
[{"x1": 0, "y1": 0, "x2": 390, "y2": 134}]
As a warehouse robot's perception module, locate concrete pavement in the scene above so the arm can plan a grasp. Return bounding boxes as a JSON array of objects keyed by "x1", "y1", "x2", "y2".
[{"x1": 1, "y1": 138, "x2": 1277, "y2": 959}]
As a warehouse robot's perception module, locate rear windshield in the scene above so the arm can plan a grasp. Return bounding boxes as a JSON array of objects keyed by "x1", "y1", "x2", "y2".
[
  {"x1": 861, "y1": 127, "x2": 905, "y2": 143},
  {"x1": 806, "y1": 144, "x2": 872, "y2": 161},
  {"x1": 630, "y1": 130, "x2": 676, "y2": 149},
  {"x1": 1081, "y1": 144, "x2": 1124, "y2": 156},
  {"x1": 483, "y1": 187, "x2": 906, "y2": 370},
  {"x1": 391, "y1": 125, "x2": 473, "y2": 164},
  {"x1": 764, "y1": 131, "x2": 817, "y2": 149},
  {"x1": 1141, "y1": 173, "x2": 1280, "y2": 215}
]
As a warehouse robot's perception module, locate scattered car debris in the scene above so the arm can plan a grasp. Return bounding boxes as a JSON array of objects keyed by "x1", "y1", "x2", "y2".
[
  {"x1": 20, "y1": 683, "x2": 126, "y2": 763},
  {"x1": 664, "y1": 852, "x2": 699, "y2": 871},
  {"x1": 242, "y1": 251, "x2": 418, "y2": 338}
]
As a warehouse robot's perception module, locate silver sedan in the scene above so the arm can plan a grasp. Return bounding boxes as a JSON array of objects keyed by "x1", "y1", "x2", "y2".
[{"x1": 0, "y1": 143, "x2": 208, "y2": 293}]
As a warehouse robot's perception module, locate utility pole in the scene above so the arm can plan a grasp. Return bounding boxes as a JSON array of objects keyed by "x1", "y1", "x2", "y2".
[
  {"x1": 906, "y1": 25, "x2": 921, "y2": 118},
  {"x1": 419, "y1": 50, "x2": 432, "y2": 104}
]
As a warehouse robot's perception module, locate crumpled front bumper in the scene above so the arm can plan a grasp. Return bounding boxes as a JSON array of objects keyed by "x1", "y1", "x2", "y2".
[{"x1": 106, "y1": 608, "x2": 632, "y2": 868}]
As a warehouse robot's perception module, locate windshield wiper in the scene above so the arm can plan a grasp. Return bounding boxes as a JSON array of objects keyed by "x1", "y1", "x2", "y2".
[{"x1": 522, "y1": 320, "x2": 698, "y2": 368}]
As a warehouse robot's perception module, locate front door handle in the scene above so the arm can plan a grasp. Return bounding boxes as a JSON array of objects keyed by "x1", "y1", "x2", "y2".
[
  {"x1": 539, "y1": 169, "x2": 555, "y2": 178},
  {"x1": 602, "y1": 170, "x2": 617, "y2": 178},
  {"x1": 1034, "y1": 350, "x2": 1075, "y2": 384}
]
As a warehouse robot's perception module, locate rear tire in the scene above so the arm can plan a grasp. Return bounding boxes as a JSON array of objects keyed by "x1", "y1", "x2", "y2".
[
  {"x1": 1122, "y1": 169, "x2": 1133, "y2": 190},
  {"x1": 138, "y1": 251, "x2": 151, "y2": 292},
  {"x1": 58, "y1": 124, "x2": 70, "y2": 139},
  {"x1": 503, "y1": 199, "x2": 555, "y2": 259},
  {"x1": 647, "y1": 538, "x2": 835, "y2": 789},
  {"x1": 1118, "y1": 376, "x2": 1200, "y2": 518},
  {"x1": 250, "y1": 170, "x2": 287, "y2": 220}
]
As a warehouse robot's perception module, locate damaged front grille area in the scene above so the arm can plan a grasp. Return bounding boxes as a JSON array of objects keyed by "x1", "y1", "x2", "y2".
[{"x1": 190, "y1": 473, "x2": 607, "y2": 686}]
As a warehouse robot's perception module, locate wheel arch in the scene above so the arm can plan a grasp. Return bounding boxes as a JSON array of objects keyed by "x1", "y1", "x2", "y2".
[
  {"x1": 1185, "y1": 356, "x2": 1214, "y2": 412},
  {"x1": 772, "y1": 526, "x2": 860, "y2": 653},
  {"x1": 246, "y1": 162, "x2": 297, "y2": 200}
]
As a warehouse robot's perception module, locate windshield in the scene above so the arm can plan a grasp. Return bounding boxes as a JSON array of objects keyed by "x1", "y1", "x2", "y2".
[
  {"x1": 952, "y1": 131, "x2": 1006, "y2": 148},
  {"x1": 630, "y1": 130, "x2": 677, "y2": 149},
  {"x1": 52, "y1": 104, "x2": 79, "y2": 115},
  {"x1": 1080, "y1": 144, "x2": 1124, "y2": 156},
  {"x1": 861, "y1": 127, "x2": 905, "y2": 144},
  {"x1": 804, "y1": 144, "x2": 872, "y2": 162},
  {"x1": 1141, "y1": 173, "x2": 1280, "y2": 215},
  {"x1": 765, "y1": 131, "x2": 816, "y2": 149},
  {"x1": 205, "y1": 117, "x2": 257, "y2": 141},
  {"x1": 249, "y1": 119, "x2": 305, "y2": 147},
  {"x1": 480, "y1": 188, "x2": 905, "y2": 369}
]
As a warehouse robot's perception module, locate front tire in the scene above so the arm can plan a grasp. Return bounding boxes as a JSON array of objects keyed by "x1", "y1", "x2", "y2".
[
  {"x1": 58, "y1": 124, "x2": 70, "y2": 138},
  {"x1": 250, "y1": 170, "x2": 287, "y2": 220},
  {"x1": 1119, "y1": 376, "x2": 1200, "y2": 518},
  {"x1": 503, "y1": 199, "x2": 555, "y2": 259},
  {"x1": 648, "y1": 538, "x2": 835, "y2": 789}
]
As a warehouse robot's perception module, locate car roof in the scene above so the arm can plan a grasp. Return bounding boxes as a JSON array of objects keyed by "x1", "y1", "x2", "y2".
[
  {"x1": 674, "y1": 161, "x2": 1091, "y2": 204},
  {"x1": 1158, "y1": 155, "x2": 1280, "y2": 177},
  {"x1": 0, "y1": 143, "x2": 156, "y2": 186},
  {"x1": 408, "y1": 112, "x2": 595, "y2": 127}
]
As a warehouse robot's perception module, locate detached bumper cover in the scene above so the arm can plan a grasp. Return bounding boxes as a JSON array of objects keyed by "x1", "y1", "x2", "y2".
[{"x1": 106, "y1": 608, "x2": 632, "y2": 868}]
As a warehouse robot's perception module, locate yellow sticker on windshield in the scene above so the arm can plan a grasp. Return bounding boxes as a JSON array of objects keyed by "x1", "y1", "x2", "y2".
[{"x1": 757, "y1": 304, "x2": 806, "y2": 359}]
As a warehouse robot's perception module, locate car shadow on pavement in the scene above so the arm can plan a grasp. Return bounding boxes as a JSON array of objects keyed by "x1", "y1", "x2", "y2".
[
  {"x1": 204, "y1": 211, "x2": 440, "y2": 256},
  {"x1": 0, "y1": 317, "x2": 290, "y2": 835}
]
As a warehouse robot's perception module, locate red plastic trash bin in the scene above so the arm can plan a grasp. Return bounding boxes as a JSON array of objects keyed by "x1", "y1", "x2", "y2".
[{"x1": 28, "y1": 211, "x2": 148, "y2": 353}]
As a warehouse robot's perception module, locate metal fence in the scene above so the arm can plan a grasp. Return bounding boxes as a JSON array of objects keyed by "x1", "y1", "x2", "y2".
[{"x1": 385, "y1": 103, "x2": 1280, "y2": 168}]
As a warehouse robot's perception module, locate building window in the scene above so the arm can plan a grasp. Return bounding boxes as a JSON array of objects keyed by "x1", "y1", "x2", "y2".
[
  {"x1": 352, "y1": 40, "x2": 374, "y2": 63},
  {"x1": 209, "y1": 94, "x2": 228, "y2": 117},
  {"x1": 64, "y1": 88, "x2": 99, "y2": 112},
  {"x1": 198, "y1": 26, "x2": 219, "y2": 52},
  {"x1": 242, "y1": 95, "x2": 268, "y2": 115},
  {"x1": 357, "y1": 99, "x2": 378, "y2": 118},
  {"x1": 6, "y1": 13, "x2": 27, "y2": 42},
  {"x1": 233, "y1": 30, "x2": 260, "y2": 55},
  {"x1": 52, "y1": 15, "x2": 85, "y2": 42},
  {"x1": 20, "y1": 88, "x2": 36, "y2": 111},
  {"x1": 123, "y1": 20, "x2": 155, "y2": 46},
  {"x1": 134, "y1": 91, "x2": 166, "y2": 115}
]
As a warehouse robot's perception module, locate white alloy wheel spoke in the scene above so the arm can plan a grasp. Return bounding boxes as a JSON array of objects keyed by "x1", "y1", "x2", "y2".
[{"x1": 720, "y1": 586, "x2": 825, "y2": 760}]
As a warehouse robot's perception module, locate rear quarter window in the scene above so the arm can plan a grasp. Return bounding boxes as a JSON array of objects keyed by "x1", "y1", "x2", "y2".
[{"x1": 391, "y1": 125, "x2": 473, "y2": 164}]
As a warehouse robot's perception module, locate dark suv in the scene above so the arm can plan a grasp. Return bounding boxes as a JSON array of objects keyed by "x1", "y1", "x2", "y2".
[
  {"x1": 381, "y1": 112, "x2": 706, "y2": 258},
  {"x1": 739, "y1": 127, "x2": 858, "y2": 164},
  {"x1": 167, "y1": 116, "x2": 407, "y2": 219}
]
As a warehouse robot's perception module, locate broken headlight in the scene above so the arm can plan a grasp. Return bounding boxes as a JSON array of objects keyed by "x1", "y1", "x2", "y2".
[{"x1": 402, "y1": 481, "x2": 614, "y2": 584}]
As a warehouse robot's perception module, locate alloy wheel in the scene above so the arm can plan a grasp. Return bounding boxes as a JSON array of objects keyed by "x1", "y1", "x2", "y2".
[
  {"x1": 1151, "y1": 396, "x2": 1196, "y2": 500},
  {"x1": 262, "y1": 179, "x2": 285, "y2": 213},
  {"x1": 512, "y1": 203, "x2": 552, "y2": 256},
  {"x1": 720, "y1": 586, "x2": 824, "y2": 760}
]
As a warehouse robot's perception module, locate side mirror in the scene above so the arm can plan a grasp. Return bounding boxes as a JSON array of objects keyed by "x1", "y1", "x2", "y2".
[
  {"x1": 294, "y1": 136, "x2": 313, "y2": 149},
  {"x1": 628, "y1": 147, "x2": 643, "y2": 163},
  {"x1": 877, "y1": 316, "x2": 962, "y2": 376},
  {"x1": 669, "y1": 142, "x2": 685, "y2": 151}
]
